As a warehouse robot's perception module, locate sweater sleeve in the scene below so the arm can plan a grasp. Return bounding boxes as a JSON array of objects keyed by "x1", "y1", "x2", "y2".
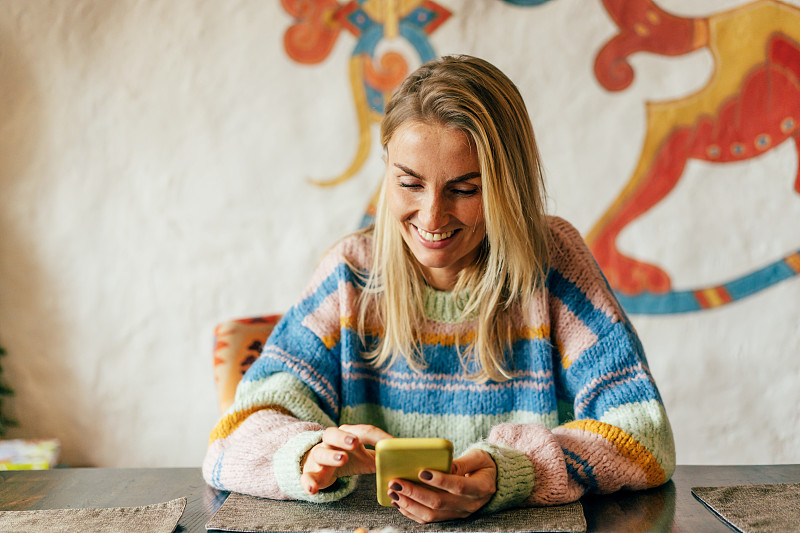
[
  {"x1": 202, "y1": 369, "x2": 357, "y2": 501},
  {"x1": 467, "y1": 217, "x2": 675, "y2": 510},
  {"x1": 202, "y1": 236, "x2": 371, "y2": 501}
]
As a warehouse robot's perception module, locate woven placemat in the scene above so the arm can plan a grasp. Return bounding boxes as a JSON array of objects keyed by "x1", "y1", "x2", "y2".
[
  {"x1": 207, "y1": 478, "x2": 585, "y2": 532},
  {"x1": 692, "y1": 482, "x2": 800, "y2": 533},
  {"x1": 0, "y1": 496, "x2": 186, "y2": 533}
]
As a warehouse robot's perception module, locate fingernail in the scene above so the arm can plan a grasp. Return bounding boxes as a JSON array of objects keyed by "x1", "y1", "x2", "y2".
[
  {"x1": 392, "y1": 502, "x2": 399, "y2": 508},
  {"x1": 390, "y1": 482, "x2": 402, "y2": 491},
  {"x1": 419, "y1": 470, "x2": 433, "y2": 481},
  {"x1": 389, "y1": 491, "x2": 399, "y2": 501},
  {"x1": 335, "y1": 453, "x2": 344, "y2": 461},
  {"x1": 345, "y1": 436, "x2": 355, "y2": 445}
]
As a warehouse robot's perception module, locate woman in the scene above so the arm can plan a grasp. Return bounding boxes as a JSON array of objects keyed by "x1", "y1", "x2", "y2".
[{"x1": 203, "y1": 55, "x2": 675, "y2": 524}]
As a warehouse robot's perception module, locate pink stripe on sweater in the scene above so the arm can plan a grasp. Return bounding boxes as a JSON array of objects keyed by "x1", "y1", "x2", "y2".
[
  {"x1": 488, "y1": 422, "x2": 584, "y2": 506},
  {"x1": 301, "y1": 281, "x2": 361, "y2": 343},
  {"x1": 548, "y1": 296, "x2": 599, "y2": 368},
  {"x1": 202, "y1": 410, "x2": 324, "y2": 499},
  {"x1": 298, "y1": 234, "x2": 372, "y2": 300},
  {"x1": 343, "y1": 360, "x2": 552, "y2": 382}
]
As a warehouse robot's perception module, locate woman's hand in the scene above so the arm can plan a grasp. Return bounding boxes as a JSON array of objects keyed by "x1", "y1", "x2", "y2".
[
  {"x1": 301, "y1": 424, "x2": 393, "y2": 495},
  {"x1": 387, "y1": 448, "x2": 497, "y2": 523}
]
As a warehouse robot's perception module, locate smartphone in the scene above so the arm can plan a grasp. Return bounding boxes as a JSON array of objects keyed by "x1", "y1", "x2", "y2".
[{"x1": 374, "y1": 438, "x2": 453, "y2": 506}]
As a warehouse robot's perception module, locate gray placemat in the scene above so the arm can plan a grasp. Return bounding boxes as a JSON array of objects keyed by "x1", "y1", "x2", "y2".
[
  {"x1": 692, "y1": 483, "x2": 800, "y2": 533},
  {"x1": 0, "y1": 496, "x2": 186, "y2": 533},
  {"x1": 206, "y1": 478, "x2": 585, "y2": 532}
]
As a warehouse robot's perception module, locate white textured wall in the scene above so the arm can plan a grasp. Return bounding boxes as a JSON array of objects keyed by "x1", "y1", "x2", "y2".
[{"x1": 0, "y1": 0, "x2": 798, "y2": 467}]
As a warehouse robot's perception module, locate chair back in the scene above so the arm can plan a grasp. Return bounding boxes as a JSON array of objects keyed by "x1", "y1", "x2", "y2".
[{"x1": 212, "y1": 315, "x2": 282, "y2": 413}]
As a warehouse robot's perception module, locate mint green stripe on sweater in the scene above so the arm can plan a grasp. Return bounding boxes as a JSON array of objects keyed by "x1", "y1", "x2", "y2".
[
  {"x1": 422, "y1": 285, "x2": 473, "y2": 322},
  {"x1": 466, "y1": 441, "x2": 535, "y2": 514},
  {"x1": 230, "y1": 372, "x2": 336, "y2": 428},
  {"x1": 341, "y1": 404, "x2": 558, "y2": 456}
]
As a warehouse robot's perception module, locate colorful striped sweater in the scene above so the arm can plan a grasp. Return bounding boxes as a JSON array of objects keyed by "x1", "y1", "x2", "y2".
[{"x1": 203, "y1": 216, "x2": 675, "y2": 512}]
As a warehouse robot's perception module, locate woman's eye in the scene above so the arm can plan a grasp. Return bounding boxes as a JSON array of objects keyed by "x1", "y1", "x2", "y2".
[
  {"x1": 452, "y1": 188, "x2": 478, "y2": 196},
  {"x1": 399, "y1": 182, "x2": 422, "y2": 189}
]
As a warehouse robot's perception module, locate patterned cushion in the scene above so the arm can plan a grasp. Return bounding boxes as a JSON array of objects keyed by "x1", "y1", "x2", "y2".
[{"x1": 212, "y1": 315, "x2": 282, "y2": 413}]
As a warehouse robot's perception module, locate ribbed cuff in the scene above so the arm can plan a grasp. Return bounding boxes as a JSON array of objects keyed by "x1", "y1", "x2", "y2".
[
  {"x1": 465, "y1": 441, "x2": 535, "y2": 514},
  {"x1": 273, "y1": 430, "x2": 357, "y2": 502}
]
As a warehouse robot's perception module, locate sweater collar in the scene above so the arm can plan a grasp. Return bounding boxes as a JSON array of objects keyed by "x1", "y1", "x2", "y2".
[{"x1": 422, "y1": 285, "x2": 473, "y2": 323}]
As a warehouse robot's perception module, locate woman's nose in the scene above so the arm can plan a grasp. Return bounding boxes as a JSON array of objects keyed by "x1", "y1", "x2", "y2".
[{"x1": 419, "y1": 192, "x2": 449, "y2": 230}]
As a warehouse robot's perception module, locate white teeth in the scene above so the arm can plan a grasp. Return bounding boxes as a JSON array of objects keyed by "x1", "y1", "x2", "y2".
[{"x1": 416, "y1": 227, "x2": 455, "y2": 242}]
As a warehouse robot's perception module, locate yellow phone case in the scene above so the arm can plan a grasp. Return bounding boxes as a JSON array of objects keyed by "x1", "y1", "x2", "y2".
[{"x1": 375, "y1": 438, "x2": 453, "y2": 506}]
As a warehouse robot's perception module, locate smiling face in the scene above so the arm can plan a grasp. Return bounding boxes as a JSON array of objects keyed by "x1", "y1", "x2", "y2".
[{"x1": 385, "y1": 121, "x2": 486, "y2": 291}]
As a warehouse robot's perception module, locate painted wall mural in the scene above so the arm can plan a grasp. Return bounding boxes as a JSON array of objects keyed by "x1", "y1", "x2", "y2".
[
  {"x1": 282, "y1": 0, "x2": 450, "y2": 188},
  {"x1": 280, "y1": 0, "x2": 800, "y2": 315},
  {"x1": 590, "y1": 0, "x2": 800, "y2": 313}
]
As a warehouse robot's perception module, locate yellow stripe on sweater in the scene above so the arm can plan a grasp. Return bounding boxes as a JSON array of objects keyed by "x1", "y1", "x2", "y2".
[
  {"x1": 322, "y1": 316, "x2": 381, "y2": 350},
  {"x1": 208, "y1": 405, "x2": 291, "y2": 444},
  {"x1": 563, "y1": 419, "x2": 666, "y2": 487},
  {"x1": 324, "y1": 316, "x2": 549, "y2": 349}
]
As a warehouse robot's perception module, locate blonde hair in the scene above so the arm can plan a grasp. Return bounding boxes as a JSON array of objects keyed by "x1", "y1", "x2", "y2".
[{"x1": 358, "y1": 55, "x2": 550, "y2": 382}]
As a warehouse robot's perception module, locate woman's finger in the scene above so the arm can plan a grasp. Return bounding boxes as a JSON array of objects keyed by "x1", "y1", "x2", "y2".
[
  {"x1": 338, "y1": 424, "x2": 394, "y2": 446},
  {"x1": 390, "y1": 489, "x2": 470, "y2": 524},
  {"x1": 306, "y1": 445, "x2": 349, "y2": 468},
  {"x1": 388, "y1": 479, "x2": 457, "y2": 512},
  {"x1": 321, "y1": 426, "x2": 359, "y2": 450},
  {"x1": 451, "y1": 449, "x2": 496, "y2": 477},
  {"x1": 418, "y1": 468, "x2": 495, "y2": 499},
  {"x1": 300, "y1": 472, "x2": 320, "y2": 495}
]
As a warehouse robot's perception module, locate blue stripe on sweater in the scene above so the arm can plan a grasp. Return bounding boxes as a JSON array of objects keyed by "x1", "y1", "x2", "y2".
[
  {"x1": 241, "y1": 310, "x2": 342, "y2": 419},
  {"x1": 561, "y1": 320, "x2": 661, "y2": 418},
  {"x1": 547, "y1": 268, "x2": 611, "y2": 337},
  {"x1": 212, "y1": 451, "x2": 226, "y2": 491},
  {"x1": 564, "y1": 321, "x2": 648, "y2": 385},
  {"x1": 575, "y1": 376, "x2": 659, "y2": 420},
  {"x1": 340, "y1": 370, "x2": 556, "y2": 416},
  {"x1": 340, "y1": 340, "x2": 558, "y2": 416},
  {"x1": 564, "y1": 449, "x2": 598, "y2": 491}
]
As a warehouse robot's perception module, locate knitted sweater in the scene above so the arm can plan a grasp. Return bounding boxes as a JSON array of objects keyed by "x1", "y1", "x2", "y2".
[{"x1": 203, "y1": 216, "x2": 675, "y2": 512}]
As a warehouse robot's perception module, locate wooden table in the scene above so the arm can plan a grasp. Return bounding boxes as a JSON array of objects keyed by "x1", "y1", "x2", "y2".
[{"x1": 1, "y1": 465, "x2": 798, "y2": 532}]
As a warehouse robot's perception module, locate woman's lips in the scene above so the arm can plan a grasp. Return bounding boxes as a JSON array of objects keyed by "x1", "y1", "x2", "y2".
[
  {"x1": 416, "y1": 227, "x2": 455, "y2": 242},
  {"x1": 412, "y1": 225, "x2": 459, "y2": 248}
]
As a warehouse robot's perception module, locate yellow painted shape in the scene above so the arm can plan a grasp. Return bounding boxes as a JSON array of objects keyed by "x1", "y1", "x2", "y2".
[
  {"x1": 785, "y1": 253, "x2": 800, "y2": 273},
  {"x1": 699, "y1": 288, "x2": 726, "y2": 307},
  {"x1": 311, "y1": 56, "x2": 375, "y2": 186},
  {"x1": 362, "y1": 0, "x2": 424, "y2": 25}
]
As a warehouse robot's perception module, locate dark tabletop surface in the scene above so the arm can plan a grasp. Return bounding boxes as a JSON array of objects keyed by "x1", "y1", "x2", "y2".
[{"x1": 1, "y1": 464, "x2": 798, "y2": 532}]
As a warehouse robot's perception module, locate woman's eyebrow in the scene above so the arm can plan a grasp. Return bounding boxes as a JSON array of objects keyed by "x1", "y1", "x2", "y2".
[
  {"x1": 449, "y1": 172, "x2": 481, "y2": 184},
  {"x1": 394, "y1": 163, "x2": 424, "y2": 180},
  {"x1": 393, "y1": 163, "x2": 480, "y2": 183}
]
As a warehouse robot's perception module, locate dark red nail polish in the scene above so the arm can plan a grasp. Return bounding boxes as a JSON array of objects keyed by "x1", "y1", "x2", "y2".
[
  {"x1": 389, "y1": 491, "x2": 399, "y2": 501},
  {"x1": 390, "y1": 482, "x2": 402, "y2": 491},
  {"x1": 419, "y1": 470, "x2": 433, "y2": 481}
]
